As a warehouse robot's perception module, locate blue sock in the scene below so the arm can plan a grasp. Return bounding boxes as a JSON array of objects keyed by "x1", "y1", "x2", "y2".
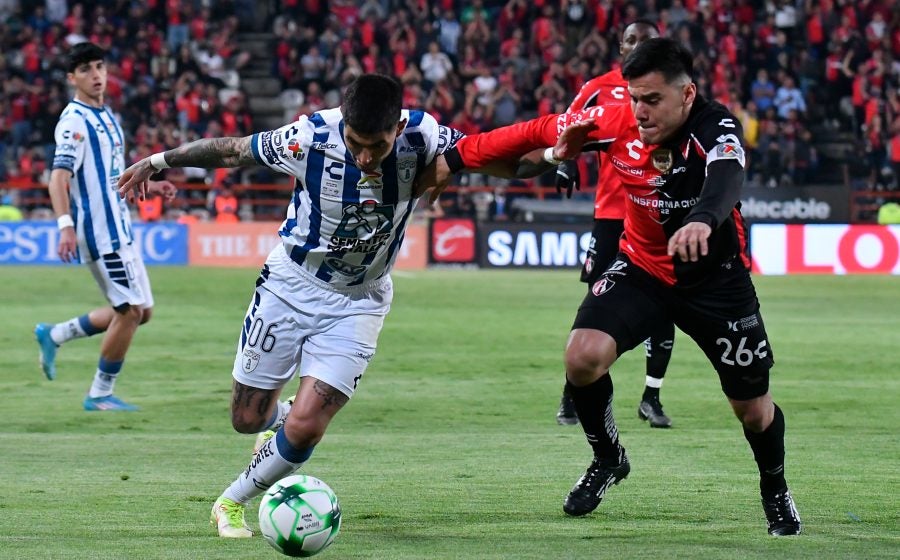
[
  {"x1": 275, "y1": 428, "x2": 315, "y2": 463},
  {"x1": 78, "y1": 314, "x2": 103, "y2": 336}
]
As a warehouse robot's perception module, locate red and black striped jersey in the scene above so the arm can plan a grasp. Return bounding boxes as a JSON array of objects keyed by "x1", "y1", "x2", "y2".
[{"x1": 454, "y1": 95, "x2": 751, "y2": 287}]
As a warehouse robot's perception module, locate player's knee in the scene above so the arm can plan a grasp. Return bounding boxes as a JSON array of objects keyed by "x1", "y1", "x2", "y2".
[
  {"x1": 730, "y1": 395, "x2": 773, "y2": 432},
  {"x1": 282, "y1": 414, "x2": 327, "y2": 449},
  {"x1": 114, "y1": 303, "x2": 143, "y2": 325},
  {"x1": 139, "y1": 307, "x2": 152, "y2": 325},
  {"x1": 230, "y1": 408, "x2": 269, "y2": 434},
  {"x1": 566, "y1": 347, "x2": 614, "y2": 385},
  {"x1": 565, "y1": 334, "x2": 616, "y2": 385}
]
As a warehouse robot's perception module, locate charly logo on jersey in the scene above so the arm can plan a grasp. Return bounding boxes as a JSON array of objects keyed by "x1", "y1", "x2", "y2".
[
  {"x1": 651, "y1": 148, "x2": 673, "y2": 173},
  {"x1": 357, "y1": 170, "x2": 383, "y2": 189},
  {"x1": 397, "y1": 156, "x2": 417, "y2": 182},
  {"x1": 61, "y1": 130, "x2": 84, "y2": 142}
]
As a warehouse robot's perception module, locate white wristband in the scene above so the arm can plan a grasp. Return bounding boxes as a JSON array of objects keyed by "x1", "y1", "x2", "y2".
[
  {"x1": 542, "y1": 147, "x2": 563, "y2": 166},
  {"x1": 149, "y1": 152, "x2": 170, "y2": 171},
  {"x1": 57, "y1": 214, "x2": 74, "y2": 230}
]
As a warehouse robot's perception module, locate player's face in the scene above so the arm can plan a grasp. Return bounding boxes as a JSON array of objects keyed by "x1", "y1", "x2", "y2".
[
  {"x1": 628, "y1": 72, "x2": 696, "y2": 145},
  {"x1": 68, "y1": 59, "x2": 107, "y2": 104},
  {"x1": 343, "y1": 120, "x2": 406, "y2": 173},
  {"x1": 620, "y1": 24, "x2": 659, "y2": 58}
]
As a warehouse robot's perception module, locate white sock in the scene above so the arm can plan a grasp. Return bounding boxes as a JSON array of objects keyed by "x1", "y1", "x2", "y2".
[
  {"x1": 645, "y1": 375, "x2": 664, "y2": 389},
  {"x1": 222, "y1": 429, "x2": 312, "y2": 504},
  {"x1": 88, "y1": 358, "x2": 123, "y2": 398},
  {"x1": 50, "y1": 318, "x2": 87, "y2": 345},
  {"x1": 262, "y1": 400, "x2": 292, "y2": 431}
]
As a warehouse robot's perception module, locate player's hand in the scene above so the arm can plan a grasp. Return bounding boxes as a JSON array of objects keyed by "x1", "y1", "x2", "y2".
[
  {"x1": 415, "y1": 154, "x2": 453, "y2": 206},
  {"x1": 667, "y1": 221, "x2": 712, "y2": 262},
  {"x1": 57, "y1": 226, "x2": 77, "y2": 263},
  {"x1": 553, "y1": 118, "x2": 597, "y2": 161},
  {"x1": 148, "y1": 180, "x2": 178, "y2": 202},
  {"x1": 555, "y1": 160, "x2": 580, "y2": 199},
  {"x1": 117, "y1": 158, "x2": 156, "y2": 200}
]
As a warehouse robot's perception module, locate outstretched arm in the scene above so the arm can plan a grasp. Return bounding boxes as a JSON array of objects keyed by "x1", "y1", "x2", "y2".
[
  {"x1": 118, "y1": 136, "x2": 254, "y2": 199},
  {"x1": 419, "y1": 118, "x2": 598, "y2": 204}
]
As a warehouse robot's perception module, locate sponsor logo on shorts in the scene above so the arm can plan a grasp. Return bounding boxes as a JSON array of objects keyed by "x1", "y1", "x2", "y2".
[
  {"x1": 592, "y1": 277, "x2": 615, "y2": 296},
  {"x1": 727, "y1": 314, "x2": 760, "y2": 332},
  {"x1": 355, "y1": 351, "x2": 374, "y2": 362},
  {"x1": 242, "y1": 348, "x2": 261, "y2": 373}
]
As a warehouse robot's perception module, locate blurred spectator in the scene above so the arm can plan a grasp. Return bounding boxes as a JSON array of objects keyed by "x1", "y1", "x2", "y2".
[
  {"x1": 420, "y1": 41, "x2": 453, "y2": 88},
  {"x1": 210, "y1": 182, "x2": 240, "y2": 223},
  {"x1": 774, "y1": 75, "x2": 807, "y2": 120},
  {"x1": 0, "y1": 193, "x2": 24, "y2": 221},
  {"x1": 138, "y1": 193, "x2": 164, "y2": 222}
]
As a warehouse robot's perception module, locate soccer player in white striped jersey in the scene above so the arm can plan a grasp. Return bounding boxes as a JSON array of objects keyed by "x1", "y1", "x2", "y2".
[
  {"x1": 34, "y1": 42, "x2": 176, "y2": 411},
  {"x1": 118, "y1": 74, "x2": 466, "y2": 537}
]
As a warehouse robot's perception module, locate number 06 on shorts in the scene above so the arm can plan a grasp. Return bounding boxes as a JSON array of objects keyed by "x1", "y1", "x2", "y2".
[{"x1": 231, "y1": 254, "x2": 393, "y2": 398}]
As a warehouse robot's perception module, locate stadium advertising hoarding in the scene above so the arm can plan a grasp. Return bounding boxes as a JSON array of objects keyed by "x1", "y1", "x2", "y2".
[
  {"x1": 740, "y1": 185, "x2": 850, "y2": 224},
  {"x1": 188, "y1": 222, "x2": 282, "y2": 267},
  {"x1": 429, "y1": 218, "x2": 477, "y2": 263},
  {"x1": 0, "y1": 221, "x2": 187, "y2": 265},
  {"x1": 0, "y1": 221, "x2": 427, "y2": 269},
  {"x1": 750, "y1": 224, "x2": 900, "y2": 274},
  {"x1": 188, "y1": 222, "x2": 428, "y2": 269},
  {"x1": 477, "y1": 222, "x2": 592, "y2": 268}
]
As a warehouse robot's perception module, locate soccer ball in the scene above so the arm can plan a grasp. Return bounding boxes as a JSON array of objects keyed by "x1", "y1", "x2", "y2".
[{"x1": 258, "y1": 474, "x2": 342, "y2": 557}]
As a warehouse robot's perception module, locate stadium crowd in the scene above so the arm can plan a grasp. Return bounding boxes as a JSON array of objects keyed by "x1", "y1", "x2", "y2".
[{"x1": 1, "y1": 0, "x2": 900, "y2": 221}]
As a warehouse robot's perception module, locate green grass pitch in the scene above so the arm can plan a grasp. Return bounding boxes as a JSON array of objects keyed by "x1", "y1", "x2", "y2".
[{"x1": 0, "y1": 266, "x2": 897, "y2": 559}]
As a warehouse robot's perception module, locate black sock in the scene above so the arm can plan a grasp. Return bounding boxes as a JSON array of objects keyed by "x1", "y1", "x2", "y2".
[
  {"x1": 641, "y1": 385, "x2": 660, "y2": 401},
  {"x1": 743, "y1": 403, "x2": 787, "y2": 494},
  {"x1": 566, "y1": 375, "x2": 623, "y2": 461},
  {"x1": 645, "y1": 322, "x2": 674, "y2": 377}
]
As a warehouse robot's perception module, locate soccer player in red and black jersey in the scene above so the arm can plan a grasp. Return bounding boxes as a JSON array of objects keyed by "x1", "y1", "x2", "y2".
[
  {"x1": 433, "y1": 38, "x2": 801, "y2": 536},
  {"x1": 553, "y1": 20, "x2": 676, "y2": 430}
]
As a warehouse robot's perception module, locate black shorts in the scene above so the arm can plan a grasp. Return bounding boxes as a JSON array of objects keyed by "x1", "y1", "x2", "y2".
[
  {"x1": 573, "y1": 254, "x2": 774, "y2": 400},
  {"x1": 580, "y1": 219, "x2": 625, "y2": 284}
]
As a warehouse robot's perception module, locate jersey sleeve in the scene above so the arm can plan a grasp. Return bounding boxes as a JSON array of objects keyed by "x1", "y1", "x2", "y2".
[
  {"x1": 52, "y1": 114, "x2": 87, "y2": 175},
  {"x1": 451, "y1": 106, "x2": 620, "y2": 170},
  {"x1": 250, "y1": 115, "x2": 312, "y2": 176},
  {"x1": 404, "y1": 111, "x2": 465, "y2": 166},
  {"x1": 685, "y1": 109, "x2": 747, "y2": 229}
]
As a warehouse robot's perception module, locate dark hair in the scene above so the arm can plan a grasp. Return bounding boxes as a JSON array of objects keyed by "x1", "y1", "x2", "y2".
[
  {"x1": 621, "y1": 37, "x2": 693, "y2": 84},
  {"x1": 67, "y1": 42, "x2": 106, "y2": 72},
  {"x1": 626, "y1": 19, "x2": 661, "y2": 35},
  {"x1": 342, "y1": 74, "x2": 403, "y2": 134}
]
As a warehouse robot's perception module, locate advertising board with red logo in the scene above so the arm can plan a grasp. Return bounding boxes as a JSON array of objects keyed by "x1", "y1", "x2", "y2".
[
  {"x1": 750, "y1": 224, "x2": 900, "y2": 274},
  {"x1": 430, "y1": 218, "x2": 476, "y2": 263}
]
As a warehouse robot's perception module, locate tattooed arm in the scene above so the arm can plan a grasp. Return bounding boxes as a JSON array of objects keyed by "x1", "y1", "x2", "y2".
[{"x1": 117, "y1": 136, "x2": 254, "y2": 199}]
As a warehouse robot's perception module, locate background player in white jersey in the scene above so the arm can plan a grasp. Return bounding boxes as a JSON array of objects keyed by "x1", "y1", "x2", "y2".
[
  {"x1": 34, "y1": 42, "x2": 176, "y2": 411},
  {"x1": 118, "y1": 74, "x2": 465, "y2": 537}
]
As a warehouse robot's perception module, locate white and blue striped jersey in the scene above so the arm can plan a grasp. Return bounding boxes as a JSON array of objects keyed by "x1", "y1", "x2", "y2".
[
  {"x1": 251, "y1": 107, "x2": 462, "y2": 289},
  {"x1": 52, "y1": 100, "x2": 133, "y2": 263}
]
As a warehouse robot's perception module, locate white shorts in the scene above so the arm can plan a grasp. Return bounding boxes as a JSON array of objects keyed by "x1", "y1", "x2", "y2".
[
  {"x1": 232, "y1": 246, "x2": 393, "y2": 398},
  {"x1": 87, "y1": 244, "x2": 153, "y2": 310}
]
